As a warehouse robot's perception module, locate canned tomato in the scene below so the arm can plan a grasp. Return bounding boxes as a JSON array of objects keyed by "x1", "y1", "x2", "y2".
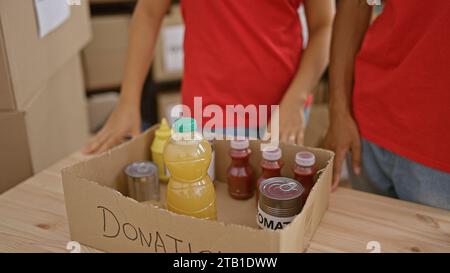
[
  {"x1": 124, "y1": 161, "x2": 160, "y2": 203},
  {"x1": 257, "y1": 177, "x2": 304, "y2": 230}
]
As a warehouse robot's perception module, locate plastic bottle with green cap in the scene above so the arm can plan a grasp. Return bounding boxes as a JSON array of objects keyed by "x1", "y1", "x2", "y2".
[
  {"x1": 151, "y1": 118, "x2": 172, "y2": 183},
  {"x1": 163, "y1": 117, "x2": 217, "y2": 220}
]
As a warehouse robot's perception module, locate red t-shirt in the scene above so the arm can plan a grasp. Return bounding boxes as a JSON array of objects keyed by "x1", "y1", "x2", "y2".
[
  {"x1": 354, "y1": 0, "x2": 450, "y2": 173},
  {"x1": 180, "y1": 0, "x2": 303, "y2": 128}
]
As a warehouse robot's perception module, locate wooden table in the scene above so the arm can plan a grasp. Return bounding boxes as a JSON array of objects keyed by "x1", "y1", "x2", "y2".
[{"x1": 0, "y1": 153, "x2": 449, "y2": 253}]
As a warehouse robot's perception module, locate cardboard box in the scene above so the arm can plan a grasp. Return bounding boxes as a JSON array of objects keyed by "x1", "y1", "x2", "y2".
[
  {"x1": 82, "y1": 15, "x2": 130, "y2": 91},
  {"x1": 153, "y1": 5, "x2": 184, "y2": 82},
  {"x1": 62, "y1": 127, "x2": 334, "y2": 252},
  {"x1": 0, "y1": 0, "x2": 91, "y2": 110},
  {"x1": 156, "y1": 90, "x2": 181, "y2": 122},
  {"x1": 0, "y1": 56, "x2": 89, "y2": 193}
]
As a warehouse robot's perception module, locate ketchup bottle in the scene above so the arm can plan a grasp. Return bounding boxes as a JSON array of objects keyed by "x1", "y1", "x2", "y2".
[
  {"x1": 227, "y1": 140, "x2": 254, "y2": 200},
  {"x1": 256, "y1": 147, "x2": 284, "y2": 203},
  {"x1": 293, "y1": 151, "x2": 317, "y2": 204}
]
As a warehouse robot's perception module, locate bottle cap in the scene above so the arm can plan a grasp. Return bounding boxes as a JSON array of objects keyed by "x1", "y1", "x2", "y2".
[
  {"x1": 173, "y1": 117, "x2": 197, "y2": 133},
  {"x1": 295, "y1": 151, "x2": 316, "y2": 167},
  {"x1": 156, "y1": 118, "x2": 171, "y2": 138},
  {"x1": 262, "y1": 146, "x2": 282, "y2": 161},
  {"x1": 230, "y1": 139, "x2": 249, "y2": 150}
]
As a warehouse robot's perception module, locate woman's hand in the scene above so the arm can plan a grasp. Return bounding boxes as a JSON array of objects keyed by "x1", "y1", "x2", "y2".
[
  {"x1": 268, "y1": 0, "x2": 333, "y2": 145},
  {"x1": 82, "y1": 101, "x2": 141, "y2": 155},
  {"x1": 277, "y1": 96, "x2": 306, "y2": 146},
  {"x1": 81, "y1": 0, "x2": 172, "y2": 155}
]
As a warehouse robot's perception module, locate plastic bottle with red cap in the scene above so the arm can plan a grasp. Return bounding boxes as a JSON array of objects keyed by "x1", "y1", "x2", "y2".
[
  {"x1": 255, "y1": 146, "x2": 284, "y2": 203},
  {"x1": 227, "y1": 139, "x2": 254, "y2": 200},
  {"x1": 293, "y1": 151, "x2": 317, "y2": 204}
]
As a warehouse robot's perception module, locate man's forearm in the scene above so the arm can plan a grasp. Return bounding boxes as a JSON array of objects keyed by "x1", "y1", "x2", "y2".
[
  {"x1": 329, "y1": 0, "x2": 372, "y2": 116},
  {"x1": 120, "y1": 0, "x2": 171, "y2": 106}
]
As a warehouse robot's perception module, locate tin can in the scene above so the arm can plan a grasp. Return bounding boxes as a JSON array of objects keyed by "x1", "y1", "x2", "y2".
[
  {"x1": 257, "y1": 177, "x2": 304, "y2": 230},
  {"x1": 124, "y1": 161, "x2": 160, "y2": 202}
]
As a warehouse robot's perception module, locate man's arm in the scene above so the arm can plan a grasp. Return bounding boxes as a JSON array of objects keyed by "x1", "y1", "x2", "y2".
[
  {"x1": 329, "y1": 0, "x2": 372, "y2": 117},
  {"x1": 325, "y1": 0, "x2": 372, "y2": 190}
]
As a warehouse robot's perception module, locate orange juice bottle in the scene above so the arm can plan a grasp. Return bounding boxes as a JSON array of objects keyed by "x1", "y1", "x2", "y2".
[{"x1": 163, "y1": 118, "x2": 217, "y2": 220}]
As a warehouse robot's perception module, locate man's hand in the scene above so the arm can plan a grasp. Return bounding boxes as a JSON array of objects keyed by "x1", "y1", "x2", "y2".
[{"x1": 324, "y1": 113, "x2": 361, "y2": 191}]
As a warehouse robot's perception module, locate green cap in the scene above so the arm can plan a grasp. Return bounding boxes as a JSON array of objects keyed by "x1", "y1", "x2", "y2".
[{"x1": 173, "y1": 117, "x2": 197, "y2": 133}]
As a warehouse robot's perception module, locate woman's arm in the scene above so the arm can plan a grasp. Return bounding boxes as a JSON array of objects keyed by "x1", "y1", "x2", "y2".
[
  {"x1": 84, "y1": 0, "x2": 172, "y2": 154},
  {"x1": 324, "y1": 0, "x2": 372, "y2": 190},
  {"x1": 121, "y1": 0, "x2": 172, "y2": 106},
  {"x1": 278, "y1": 0, "x2": 335, "y2": 145}
]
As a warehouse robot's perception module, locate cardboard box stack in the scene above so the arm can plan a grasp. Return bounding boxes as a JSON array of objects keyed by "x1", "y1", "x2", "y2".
[
  {"x1": 82, "y1": 12, "x2": 131, "y2": 91},
  {"x1": 0, "y1": 1, "x2": 91, "y2": 193},
  {"x1": 83, "y1": 1, "x2": 184, "y2": 131},
  {"x1": 153, "y1": 5, "x2": 184, "y2": 125},
  {"x1": 153, "y1": 5, "x2": 184, "y2": 83}
]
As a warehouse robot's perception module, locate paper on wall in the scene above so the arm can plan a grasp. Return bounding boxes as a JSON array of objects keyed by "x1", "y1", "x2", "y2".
[
  {"x1": 162, "y1": 25, "x2": 185, "y2": 72},
  {"x1": 34, "y1": 0, "x2": 71, "y2": 38}
]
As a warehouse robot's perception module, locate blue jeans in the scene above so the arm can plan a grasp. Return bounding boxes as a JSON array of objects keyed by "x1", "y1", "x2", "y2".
[{"x1": 348, "y1": 139, "x2": 450, "y2": 210}]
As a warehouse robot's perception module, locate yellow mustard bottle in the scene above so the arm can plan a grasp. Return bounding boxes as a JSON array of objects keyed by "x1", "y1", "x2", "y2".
[
  {"x1": 151, "y1": 118, "x2": 172, "y2": 183},
  {"x1": 164, "y1": 117, "x2": 217, "y2": 220}
]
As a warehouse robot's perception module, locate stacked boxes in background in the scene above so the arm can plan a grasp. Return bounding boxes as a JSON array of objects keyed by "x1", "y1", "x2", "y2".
[
  {"x1": 82, "y1": 1, "x2": 184, "y2": 131},
  {"x1": 83, "y1": 0, "x2": 137, "y2": 91},
  {"x1": 152, "y1": 5, "x2": 184, "y2": 83},
  {"x1": 153, "y1": 5, "x2": 184, "y2": 123},
  {"x1": 82, "y1": 14, "x2": 130, "y2": 91},
  {"x1": 0, "y1": 0, "x2": 91, "y2": 192}
]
